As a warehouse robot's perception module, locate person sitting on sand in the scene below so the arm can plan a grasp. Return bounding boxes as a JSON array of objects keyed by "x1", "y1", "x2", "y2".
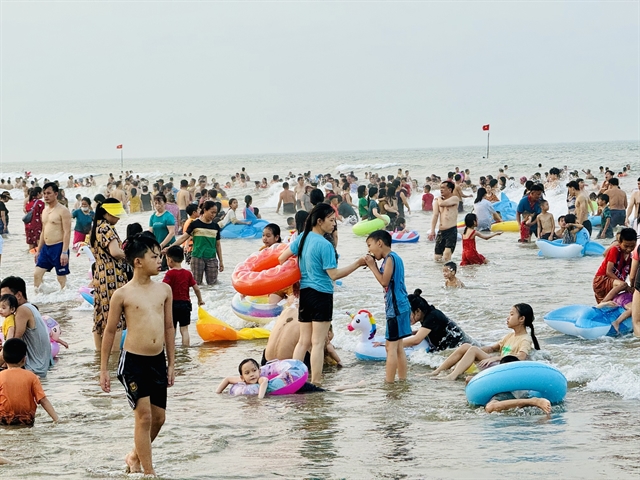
[{"x1": 427, "y1": 303, "x2": 540, "y2": 380}]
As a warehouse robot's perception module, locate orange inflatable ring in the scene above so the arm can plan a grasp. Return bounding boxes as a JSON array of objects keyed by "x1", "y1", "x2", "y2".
[{"x1": 232, "y1": 243, "x2": 300, "y2": 296}]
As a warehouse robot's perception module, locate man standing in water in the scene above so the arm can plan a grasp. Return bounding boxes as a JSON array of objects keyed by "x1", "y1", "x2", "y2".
[
  {"x1": 34, "y1": 182, "x2": 71, "y2": 290},
  {"x1": 428, "y1": 181, "x2": 461, "y2": 262}
]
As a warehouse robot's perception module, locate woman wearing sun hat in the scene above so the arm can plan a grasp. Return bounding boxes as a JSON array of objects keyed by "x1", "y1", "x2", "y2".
[{"x1": 90, "y1": 198, "x2": 128, "y2": 352}]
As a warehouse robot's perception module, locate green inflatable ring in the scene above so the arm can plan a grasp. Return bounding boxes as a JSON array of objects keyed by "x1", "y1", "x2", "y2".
[{"x1": 352, "y1": 215, "x2": 390, "y2": 236}]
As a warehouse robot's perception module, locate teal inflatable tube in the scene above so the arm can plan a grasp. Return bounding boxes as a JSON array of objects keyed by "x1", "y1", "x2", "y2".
[
  {"x1": 220, "y1": 210, "x2": 269, "y2": 239},
  {"x1": 544, "y1": 304, "x2": 632, "y2": 339},
  {"x1": 465, "y1": 361, "x2": 567, "y2": 407}
]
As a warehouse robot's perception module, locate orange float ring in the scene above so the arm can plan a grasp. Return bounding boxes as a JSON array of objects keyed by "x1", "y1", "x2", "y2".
[{"x1": 232, "y1": 243, "x2": 300, "y2": 296}]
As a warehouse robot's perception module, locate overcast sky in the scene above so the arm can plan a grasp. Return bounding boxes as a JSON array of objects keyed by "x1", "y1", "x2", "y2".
[{"x1": 1, "y1": 1, "x2": 638, "y2": 162}]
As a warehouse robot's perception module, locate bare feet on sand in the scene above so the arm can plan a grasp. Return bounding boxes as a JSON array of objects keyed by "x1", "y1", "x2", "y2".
[{"x1": 125, "y1": 451, "x2": 141, "y2": 474}]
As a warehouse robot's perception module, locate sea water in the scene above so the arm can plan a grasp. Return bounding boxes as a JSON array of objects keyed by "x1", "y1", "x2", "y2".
[{"x1": 0, "y1": 141, "x2": 638, "y2": 479}]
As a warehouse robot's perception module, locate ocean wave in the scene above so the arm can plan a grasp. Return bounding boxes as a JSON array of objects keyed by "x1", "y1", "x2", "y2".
[{"x1": 335, "y1": 162, "x2": 401, "y2": 171}]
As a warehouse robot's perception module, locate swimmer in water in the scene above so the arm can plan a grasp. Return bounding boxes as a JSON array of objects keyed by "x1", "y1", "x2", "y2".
[
  {"x1": 443, "y1": 262, "x2": 464, "y2": 288},
  {"x1": 216, "y1": 358, "x2": 269, "y2": 399}
]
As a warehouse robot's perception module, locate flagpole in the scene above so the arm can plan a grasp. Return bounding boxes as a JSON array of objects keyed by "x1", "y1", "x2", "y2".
[
  {"x1": 120, "y1": 148, "x2": 124, "y2": 171},
  {"x1": 486, "y1": 132, "x2": 490, "y2": 159}
]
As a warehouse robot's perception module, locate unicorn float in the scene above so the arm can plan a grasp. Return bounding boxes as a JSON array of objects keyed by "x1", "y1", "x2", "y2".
[{"x1": 347, "y1": 309, "x2": 431, "y2": 361}]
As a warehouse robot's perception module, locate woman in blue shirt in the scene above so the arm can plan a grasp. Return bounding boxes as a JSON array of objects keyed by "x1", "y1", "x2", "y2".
[
  {"x1": 279, "y1": 203, "x2": 365, "y2": 385},
  {"x1": 148, "y1": 193, "x2": 175, "y2": 271}
]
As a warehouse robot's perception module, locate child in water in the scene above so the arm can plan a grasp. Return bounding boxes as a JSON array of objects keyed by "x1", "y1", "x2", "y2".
[
  {"x1": 216, "y1": 358, "x2": 269, "y2": 399},
  {"x1": 443, "y1": 262, "x2": 464, "y2": 288},
  {"x1": 0, "y1": 293, "x2": 17, "y2": 344},
  {"x1": 428, "y1": 303, "x2": 540, "y2": 380},
  {"x1": 460, "y1": 213, "x2": 501, "y2": 266},
  {"x1": 364, "y1": 230, "x2": 412, "y2": 383},
  {"x1": 536, "y1": 200, "x2": 556, "y2": 240},
  {"x1": 261, "y1": 223, "x2": 282, "y2": 249}
]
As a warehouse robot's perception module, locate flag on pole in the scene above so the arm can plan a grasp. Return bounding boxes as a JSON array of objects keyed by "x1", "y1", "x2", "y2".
[
  {"x1": 482, "y1": 124, "x2": 490, "y2": 131},
  {"x1": 116, "y1": 144, "x2": 123, "y2": 149}
]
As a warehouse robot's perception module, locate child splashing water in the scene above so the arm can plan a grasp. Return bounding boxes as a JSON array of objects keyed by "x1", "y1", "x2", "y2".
[
  {"x1": 460, "y1": 213, "x2": 502, "y2": 266},
  {"x1": 427, "y1": 303, "x2": 540, "y2": 380}
]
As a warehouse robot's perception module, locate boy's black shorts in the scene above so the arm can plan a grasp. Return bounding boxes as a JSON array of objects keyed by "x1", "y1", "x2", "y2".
[
  {"x1": 172, "y1": 300, "x2": 192, "y2": 328},
  {"x1": 117, "y1": 350, "x2": 167, "y2": 410}
]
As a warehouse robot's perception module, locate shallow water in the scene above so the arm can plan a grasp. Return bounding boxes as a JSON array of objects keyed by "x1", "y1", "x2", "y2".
[{"x1": 0, "y1": 141, "x2": 639, "y2": 479}]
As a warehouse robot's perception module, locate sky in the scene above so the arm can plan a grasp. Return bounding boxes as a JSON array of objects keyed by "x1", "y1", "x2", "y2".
[{"x1": 1, "y1": 1, "x2": 638, "y2": 162}]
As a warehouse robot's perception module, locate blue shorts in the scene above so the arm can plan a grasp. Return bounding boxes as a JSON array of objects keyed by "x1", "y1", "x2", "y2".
[
  {"x1": 36, "y1": 242, "x2": 70, "y2": 276},
  {"x1": 385, "y1": 310, "x2": 412, "y2": 341}
]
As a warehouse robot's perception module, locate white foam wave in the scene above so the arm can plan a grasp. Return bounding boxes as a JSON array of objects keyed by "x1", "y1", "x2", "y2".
[{"x1": 335, "y1": 163, "x2": 400, "y2": 171}]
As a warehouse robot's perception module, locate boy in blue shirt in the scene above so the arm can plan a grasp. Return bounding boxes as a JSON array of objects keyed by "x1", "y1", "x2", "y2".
[{"x1": 364, "y1": 230, "x2": 411, "y2": 382}]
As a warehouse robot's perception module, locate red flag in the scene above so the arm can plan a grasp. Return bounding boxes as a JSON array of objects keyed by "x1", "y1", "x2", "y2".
[
  {"x1": 482, "y1": 124, "x2": 490, "y2": 131},
  {"x1": 116, "y1": 144, "x2": 123, "y2": 149}
]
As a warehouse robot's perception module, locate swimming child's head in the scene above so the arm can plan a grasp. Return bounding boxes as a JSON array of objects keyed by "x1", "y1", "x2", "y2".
[
  {"x1": 509, "y1": 303, "x2": 540, "y2": 350},
  {"x1": 464, "y1": 213, "x2": 477, "y2": 229},
  {"x1": 557, "y1": 215, "x2": 566, "y2": 227},
  {"x1": 0, "y1": 293, "x2": 18, "y2": 318},
  {"x1": 286, "y1": 217, "x2": 295, "y2": 227},
  {"x1": 262, "y1": 223, "x2": 282, "y2": 247},
  {"x1": 2, "y1": 338, "x2": 27, "y2": 366},
  {"x1": 229, "y1": 198, "x2": 238, "y2": 209},
  {"x1": 166, "y1": 245, "x2": 184, "y2": 265},
  {"x1": 443, "y1": 261, "x2": 457, "y2": 276},
  {"x1": 366, "y1": 230, "x2": 392, "y2": 260},
  {"x1": 564, "y1": 214, "x2": 577, "y2": 225},
  {"x1": 124, "y1": 233, "x2": 161, "y2": 272},
  {"x1": 238, "y1": 358, "x2": 261, "y2": 384},
  {"x1": 244, "y1": 195, "x2": 253, "y2": 206},
  {"x1": 423, "y1": 184, "x2": 431, "y2": 192},
  {"x1": 396, "y1": 217, "x2": 406, "y2": 229}
]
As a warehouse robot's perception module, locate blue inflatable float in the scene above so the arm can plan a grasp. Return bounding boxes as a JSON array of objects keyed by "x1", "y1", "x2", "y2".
[
  {"x1": 544, "y1": 304, "x2": 633, "y2": 339},
  {"x1": 220, "y1": 209, "x2": 269, "y2": 239},
  {"x1": 537, "y1": 228, "x2": 605, "y2": 258},
  {"x1": 465, "y1": 361, "x2": 567, "y2": 407},
  {"x1": 491, "y1": 193, "x2": 517, "y2": 222}
]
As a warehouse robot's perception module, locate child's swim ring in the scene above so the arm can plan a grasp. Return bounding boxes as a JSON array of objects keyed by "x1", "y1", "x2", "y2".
[
  {"x1": 232, "y1": 243, "x2": 300, "y2": 297},
  {"x1": 544, "y1": 304, "x2": 632, "y2": 339},
  {"x1": 352, "y1": 215, "x2": 390, "y2": 236},
  {"x1": 536, "y1": 240, "x2": 583, "y2": 258},
  {"x1": 79, "y1": 286, "x2": 94, "y2": 305},
  {"x1": 490, "y1": 221, "x2": 519, "y2": 232},
  {"x1": 43, "y1": 315, "x2": 61, "y2": 358},
  {"x1": 229, "y1": 359, "x2": 308, "y2": 396},
  {"x1": 231, "y1": 293, "x2": 283, "y2": 325},
  {"x1": 347, "y1": 310, "x2": 430, "y2": 361},
  {"x1": 391, "y1": 231, "x2": 420, "y2": 243},
  {"x1": 465, "y1": 361, "x2": 567, "y2": 407}
]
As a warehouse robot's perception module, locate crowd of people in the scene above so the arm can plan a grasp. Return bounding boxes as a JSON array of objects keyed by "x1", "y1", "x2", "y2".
[{"x1": 0, "y1": 162, "x2": 637, "y2": 476}]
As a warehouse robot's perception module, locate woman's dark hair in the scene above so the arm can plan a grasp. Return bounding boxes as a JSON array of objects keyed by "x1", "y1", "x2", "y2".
[
  {"x1": 463, "y1": 213, "x2": 477, "y2": 233},
  {"x1": 28, "y1": 187, "x2": 42, "y2": 201},
  {"x1": 82, "y1": 197, "x2": 92, "y2": 205},
  {"x1": 90, "y1": 198, "x2": 123, "y2": 247},
  {"x1": 341, "y1": 183, "x2": 349, "y2": 192},
  {"x1": 201, "y1": 200, "x2": 217, "y2": 213},
  {"x1": 309, "y1": 188, "x2": 324, "y2": 206},
  {"x1": 154, "y1": 193, "x2": 167, "y2": 203},
  {"x1": 367, "y1": 229, "x2": 391, "y2": 246},
  {"x1": 513, "y1": 303, "x2": 540, "y2": 350},
  {"x1": 263, "y1": 223, "x2": 282, "y2": 243},
  {"x1": 500, "y1": 355, "x2": 520, "y2": 364},
  {"x1": 396, "y1": 217, "x2": 406, "y2": 227},
  {"x1": 186, "y1": 204, "x2": 198, "y2": 215},
  {"x1": 386, "y1": 185, "x2": 396, "y2": 200},
  {"x1": 294, "y1": 210, "x2": 309, "y2": 234},
  {"x1": 408, "y1": 288, "x2": 434, "y2": 314},
  {"x1": 126, "y1": 222, "x2": 143, "y2": 239},
  {"x1": 130, "y1": 187, "x2": 137, "y2": 197},
  {"x1": 297, "y1": 203, "x2": 335, "y2": 266},
  {"x1": 368, "y1": 186, "x2": 379, "y2": 200},
  {"x1": 489, "y1": 178, "x2": 498, "y2": 188},
  {"x1": 124, "y1": 233, "x2": 161, "y2": 266},
  {"x1": 357, "y1": 185, "x2": 367, "y2": 198},
  {"x1": 229, "y1": 198, "x2": 237, "y2": 206},
  {"x1": 238, "y1": 358, "x2": 260, "y2": 375},
  {"x1": 474, "y1": 188, "x2": 487, "y2": 204}
]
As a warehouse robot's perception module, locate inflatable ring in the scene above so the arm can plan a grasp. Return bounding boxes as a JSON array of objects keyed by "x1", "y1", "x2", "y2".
[
  {"x1": 536, "y1": 240, "x2": 583, "y2": 258},
  {"x1": 231, "y1": 293, "x2": 283, "y2": 325},
  {"x1": 391, "y1": 231, "x2": 420, "y2": 243},
  {"x1": 490, "y1": 221, "x2": 519, "y2": 232},
  {"x1": 232, "y1": 243, "x2": 300, "y2": 297},
  {"x1": 43, "y1": 315, "x2": 61, "y2": 358},
  {"x1": 229, "y1": 359, "x2": 308, "y2": 396},
  {"x1": 544, "y1": 304, "x2": 632, "y2": 339},
  {"x1": 465, "y1": 361, "x2": 567, "y2": 406},
  {"x1": 352, "y1": 215, "x2": 390, "y2": 236}
]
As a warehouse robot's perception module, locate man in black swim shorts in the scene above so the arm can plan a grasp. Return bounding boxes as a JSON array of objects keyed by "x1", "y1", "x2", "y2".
[{"x1": 428, "y1": 181, "x2": 461, "y2": 262}]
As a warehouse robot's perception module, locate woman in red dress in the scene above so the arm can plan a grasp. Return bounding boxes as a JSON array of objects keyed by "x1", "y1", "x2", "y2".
[
  {"x1": 24, "y1": 187, "x2": 45, "y2": 250},
  {"x1": 460, "y1": 213, "x2": 502, "y2": 266}
]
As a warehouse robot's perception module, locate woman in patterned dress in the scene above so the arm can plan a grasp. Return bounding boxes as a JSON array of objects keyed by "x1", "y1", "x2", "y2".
[
  {"x1": 90, "y1": 199, "x2": 128, "y2": 351},
  {"x1": 24, "y1": 187, "x2": 45, "y2": 250}
]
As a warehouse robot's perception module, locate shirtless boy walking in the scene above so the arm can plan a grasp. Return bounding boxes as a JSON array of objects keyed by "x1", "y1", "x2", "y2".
[
  {"x1": 100, "y1": 234, "x2": 175, "y2": 477},
  {"x1": 428, "y1": 181, "x2": 461, "y2": 262},
  {"x1": 34, "y1": 182, "x2": 72, "y2": 290}
]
